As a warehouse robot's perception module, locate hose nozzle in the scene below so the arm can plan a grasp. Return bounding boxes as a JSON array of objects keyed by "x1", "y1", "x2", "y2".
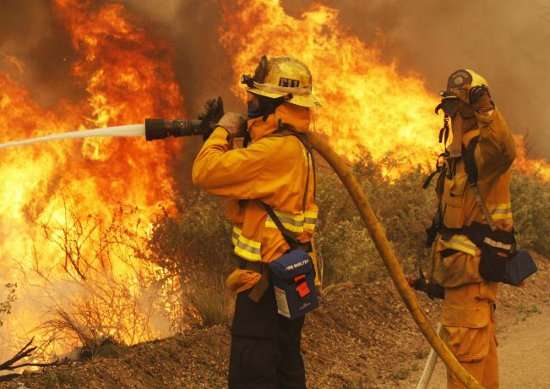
[
  {"x1": 145, "y1": 97, "x2": 225, "y2": 141},
  {"x1": 145, "y1": 119, "x2": 203, "y2": 140}
]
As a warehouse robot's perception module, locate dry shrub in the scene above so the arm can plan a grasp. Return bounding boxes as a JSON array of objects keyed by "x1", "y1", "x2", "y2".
[
  {"x1": 147, "y1": 190, "x2": 234, "y2": 326},
  {"x1": 511, "y1": 171, "x2": 550, "y2": 256},
  {"x1": 0, "y1": 283, "x2": 17, "y2": 328},
  {"x1": 37, "y1": 279, "x2": 152, "y2": 359},
  {"x1": 29, "y1": 202, "x2": 181, "y2": 359},
  {"x1": 148, "y1": 152, "x2": 550, "y2": 325},
  {"x1": 316, "y1": 153, "x2": 435, "y2": 285}
]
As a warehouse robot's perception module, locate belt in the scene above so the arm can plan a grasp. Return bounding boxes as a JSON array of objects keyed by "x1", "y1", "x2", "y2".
[{"x1": 239, "y1": 259, "x2": 264, "y2": 274}]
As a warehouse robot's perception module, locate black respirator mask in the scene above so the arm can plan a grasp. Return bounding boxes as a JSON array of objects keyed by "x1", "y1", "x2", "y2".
[{"x1": 246, "y1": 94, "x2": 291, "y2": 120}]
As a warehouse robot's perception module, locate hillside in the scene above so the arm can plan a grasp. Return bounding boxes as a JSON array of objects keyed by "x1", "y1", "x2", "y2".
[{"x1": 1, "y1": 254, "x2": 548, "y2": 389}]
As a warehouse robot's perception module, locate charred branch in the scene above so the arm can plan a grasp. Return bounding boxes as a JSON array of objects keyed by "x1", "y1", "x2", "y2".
[{"x1": 0, "y1": 338, "x2": 61, "y2": 379}]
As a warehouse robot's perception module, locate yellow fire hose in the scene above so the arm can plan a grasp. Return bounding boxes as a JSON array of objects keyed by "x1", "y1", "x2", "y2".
[
  {"x1": 306, "y1": 132, "x2": 484, "y2": 389},
  {"x1": 0, "y1": 102, "x2": 483, "y2": 387}
]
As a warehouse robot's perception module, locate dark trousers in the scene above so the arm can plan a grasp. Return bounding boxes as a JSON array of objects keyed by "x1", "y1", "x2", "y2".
[{"x1": 228, "y1": 286, "x2": 306, "y2": 389}]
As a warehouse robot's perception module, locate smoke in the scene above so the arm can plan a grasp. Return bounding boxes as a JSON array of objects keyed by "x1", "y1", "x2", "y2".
[
  {"x1": 0, "y1": 0, "x2": 80, "y2": 107},
  {"x1": 283, "y1": 0, "x2": 550, "y2": 158},
  {"x1": 122, "y1": 0, "x2": 243, "y2": 115}
]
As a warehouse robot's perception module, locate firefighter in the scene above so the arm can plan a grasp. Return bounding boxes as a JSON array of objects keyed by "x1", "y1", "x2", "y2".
[
  {"x1": 420, "y1": 69, "x2": 516, "y2": 388},
  {"x1": 192, "y1": 56, "x2": 320, "y2": 389}
]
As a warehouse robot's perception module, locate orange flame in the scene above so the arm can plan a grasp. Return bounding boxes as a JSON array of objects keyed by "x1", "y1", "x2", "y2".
[
  {"x1": 220, "y1": 0, "x2": 550, "y2": 179},
  {"x1": 1, "y1": 0, "x2": 549, "y2": 362},
  {"x1": 0, "y1": 0, "x2": 184, "y2": 357},
  {"x1": 220, "y1": 0, "x2": 441, "y2": 171}
]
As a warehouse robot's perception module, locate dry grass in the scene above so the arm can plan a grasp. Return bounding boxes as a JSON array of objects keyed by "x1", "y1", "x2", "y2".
[{"x1": 0, "y1": 283, "x2": 17, "y2": 328}]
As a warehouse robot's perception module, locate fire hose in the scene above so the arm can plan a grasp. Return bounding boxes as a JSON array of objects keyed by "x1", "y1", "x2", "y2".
[
  {"x1": 143, "y1": 98, "x2": 483, "y2": 389},
  {"x1": 0, "y1": 97, "x2": 483, "y2": 388},
  {"x1": 302, "y1": 131, "x2": 482, "y2": 389}
]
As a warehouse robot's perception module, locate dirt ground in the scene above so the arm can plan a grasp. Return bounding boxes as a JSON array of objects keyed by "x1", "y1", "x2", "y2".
[
  {"x1": 428, "y1": 306, "x2": 550, "y2": 388},
  {"x1": 1, "y1": 254, "x2": 548, "y2": 389}
]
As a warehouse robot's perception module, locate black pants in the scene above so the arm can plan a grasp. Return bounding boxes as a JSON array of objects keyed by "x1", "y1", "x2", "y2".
[{"x1": 228, "y1": 286, "x2": 306, "y2": 389}]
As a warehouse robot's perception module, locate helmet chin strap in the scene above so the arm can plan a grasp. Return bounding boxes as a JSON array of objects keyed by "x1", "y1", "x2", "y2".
[{"x1": 247, "y1": 94, "x2": 293, "y2": 121}]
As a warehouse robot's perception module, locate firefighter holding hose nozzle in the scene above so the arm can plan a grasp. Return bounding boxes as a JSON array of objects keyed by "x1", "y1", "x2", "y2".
[
  {"x1": 411, "y1": 69, "x2": 537, "y2": 388},
  {"x1": 192, "y1": 56, "x2": 321, "y2": 389}
]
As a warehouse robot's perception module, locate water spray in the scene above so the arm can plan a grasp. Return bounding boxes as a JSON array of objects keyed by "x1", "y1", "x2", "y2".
[
  {"x1": 0, "y1": 97, "x2": 482, "y2": 388},
  {"x1": 0, "y1": 125, "x2": 145, "y2": 150}
]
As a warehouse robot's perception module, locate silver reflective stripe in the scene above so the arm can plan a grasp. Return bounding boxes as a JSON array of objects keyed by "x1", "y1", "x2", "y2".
[
  {"x1": 490, "y1": 203, "x2": 513, "y2": 222},
  {"x1": 232, "y1": 227, "x2": 262, "y2": 261},
  {"x1": 265, "y1": 208, "x2": 318, "y2": 233},
  {"x1": 483, "y1": 237, "x2": 513, "y2": 251}
]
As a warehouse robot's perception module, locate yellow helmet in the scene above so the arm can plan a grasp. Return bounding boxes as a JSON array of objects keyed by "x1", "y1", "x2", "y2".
[
  {"x1": 445, "y1": 68, "x2": 489, "y2": 103},
  {"x1": 241, "y1": 56, "x2": 320, "y2": 108}
]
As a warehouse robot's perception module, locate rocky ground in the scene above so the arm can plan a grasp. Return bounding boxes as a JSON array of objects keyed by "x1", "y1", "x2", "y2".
[{"x1": 1, "y1": 254, "x2": 548, "y2": 389}]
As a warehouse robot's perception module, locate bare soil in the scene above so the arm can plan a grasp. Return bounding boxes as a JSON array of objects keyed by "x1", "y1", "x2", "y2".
[{"x1": 1, "y1": 254, "x2": 548, "y2": 389}]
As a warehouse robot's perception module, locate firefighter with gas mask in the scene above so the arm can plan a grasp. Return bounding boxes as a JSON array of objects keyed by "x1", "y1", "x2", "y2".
[
  {"x1": 192, "y1": 56, "x2": 320, "y2": 389},
  {"x1": 416, "y1": 69, "x2": 517, "y2": 388}
]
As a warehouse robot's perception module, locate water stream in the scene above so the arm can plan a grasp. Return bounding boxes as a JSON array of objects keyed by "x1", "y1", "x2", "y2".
[{"x1": 0, "y1": 124, "x2": 145, "y2": 150}]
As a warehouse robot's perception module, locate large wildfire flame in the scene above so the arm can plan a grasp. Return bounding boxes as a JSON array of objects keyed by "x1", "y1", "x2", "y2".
[
  {"x1": 0, "y1": 0, "x2": 185, "y2": 358},
  {"x1": 220, "y1": 0, "x2": 550, "y2": 180},
  {"x1": 220, "y1": 0, "x2": 441, "y2": 167},
  {"x1": 0, "y1": 0, "x2": 548, "y2": 361}
]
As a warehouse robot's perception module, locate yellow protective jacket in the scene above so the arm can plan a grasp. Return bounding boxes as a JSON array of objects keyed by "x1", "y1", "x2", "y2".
[
  {"x1": 192, "y1": 103, "x2": 318, "y2": 293},
  {"x1": 431, "y1": 106, "x2": 516, "y2": 287},
  {"x1": 430, "y1": 104, "x2": 516, "y2": 332}
]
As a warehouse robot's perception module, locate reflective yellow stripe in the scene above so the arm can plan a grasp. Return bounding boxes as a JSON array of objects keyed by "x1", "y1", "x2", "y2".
[
  {"x1": 440, "y1": 234, "x2": 478, "y2": 256},
  {"x1": 235, "y1": 246, "x2": 262, "y2": 261},
  {"x1": 490, "y1": 203, "x2": 513, "y2": 222},
  {"x1": 304, "y1": 208, "x2": 318, "y2": 231},
  {"x1": 232, "y1": 227, "x2": 260, "y2": 248},
  {"x1": 492, "y1": 203, "x2": 512, "y2": 210},
  {"x1": 232, "y1": 227, "x2": 262, "y2": 262},
  {"x1": 491, "y1": 213, "x2": 513, "y2": 221},
  {"x1": 264, "y1": 208, "x2": 319, "y2": 233}
]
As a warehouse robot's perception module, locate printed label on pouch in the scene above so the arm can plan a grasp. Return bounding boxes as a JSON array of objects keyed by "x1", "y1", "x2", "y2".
[
  {"x1": 274, "y1": 286, "x2": 291, "y2": 318},
  {"x1": 284, "y1": 259, "x2": 309, "y2": 271}
]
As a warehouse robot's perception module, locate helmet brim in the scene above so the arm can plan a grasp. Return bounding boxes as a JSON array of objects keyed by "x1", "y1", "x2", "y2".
[{"x1": 245, "y1": 86, "x2": 320, "y2": 108}]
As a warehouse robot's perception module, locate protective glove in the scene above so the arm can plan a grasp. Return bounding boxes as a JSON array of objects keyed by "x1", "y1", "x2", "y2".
[
  {"x1": 470, "y1": 85, "x2": 494, "y2": 112},
  {"x1": 217, "y1": 112, "x2": 247, "y2": 139},
  {"x1": 407, "y1": 273, "x2": 445, "y2": 300},
  {"x1": 435, "y1": 95, "x2": 461, "y2": 117},
  {"x1": 437, "y1": 96, "x2": 477, "y2": 118}
]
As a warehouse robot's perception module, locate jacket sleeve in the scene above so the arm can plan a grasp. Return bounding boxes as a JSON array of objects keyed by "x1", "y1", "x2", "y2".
[
  {"x1": 474, "y1": 105, "x2": 516, "y2": 179},
  {"x1": 191, "y1": 127, "x2": 279, "y2": 199}
]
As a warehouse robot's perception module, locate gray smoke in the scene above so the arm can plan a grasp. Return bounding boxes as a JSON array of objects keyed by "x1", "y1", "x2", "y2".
[
  {"x1": 123, "y1": 0, "x2": 243, "y2": 114},
  {"x1": 0, "y1": 0, "x2": 79, "y2": 106}
]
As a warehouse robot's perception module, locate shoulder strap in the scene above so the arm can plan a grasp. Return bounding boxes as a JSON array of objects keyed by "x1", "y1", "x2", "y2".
[
  {"x1": 273, "y1": 120, "x2": 317, "y2": 210},
  {"x1": 462, "y1": 135, "x2": 497, "y2": 231},
  {"x1": 258, "y1": 201, "x2": 300, "y2": 249}
]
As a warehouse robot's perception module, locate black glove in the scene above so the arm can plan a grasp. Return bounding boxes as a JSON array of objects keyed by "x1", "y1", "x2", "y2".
[
  {"x1": 408, "y1": 273, "x2": 445, "y2": 300},
  {"x1": 469, "y1": 85, "x2": 495, "y2": 113},
  {"x1": 469, "y1": 85, "x2": 490, "y2": 106},
  {"x1": 435, "y1": 95, "x2": 460, "y2": 117}
]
